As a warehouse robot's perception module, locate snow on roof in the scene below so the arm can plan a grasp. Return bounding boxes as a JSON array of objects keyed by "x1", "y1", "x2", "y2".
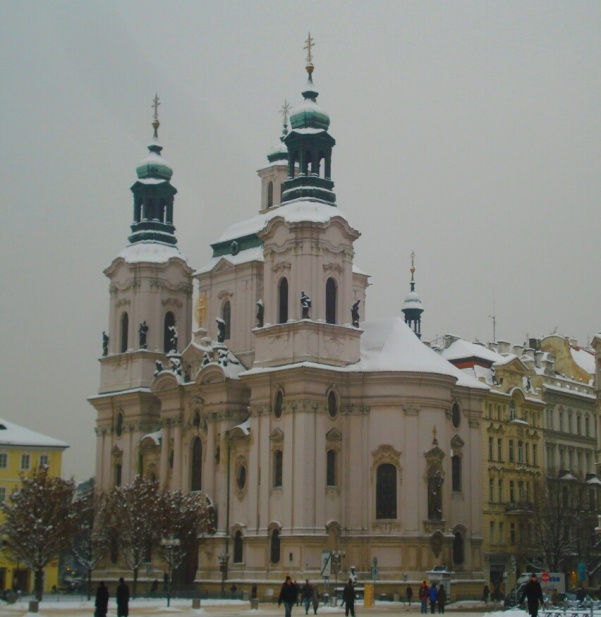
[
  {"x1": 140, "y1": 431, "x2": 161, "y2": 446},
  {"x1": 231, "y1": 417, "x2": 251, "y2": 436},
  {"x1": 441, "y1": 339, "x2": 502, "y2": 364},
  {"x1": 212, "y1": 200, "x2": 350, "y2": 246},
  {"x1": 0, "y1": 417, "x2": 68, "y2": 449},
  {"x1": 570, "y1": 346, "x2": 595, "y2": 376},
  {"x1": 352, "y1": 263, "x2": 369, "y2": 277},
  {"x1": 350, "y1": 317, "x2": 488, "y2": 389},
  {"x1": 494, "y1": 354, "x2": 519, "y2": 367},
  {"x1": 135, "y1": 177, "x2": 167, "y2": 185},
  {"x1": 117, "y1": 241, "x2": 190, "y2": 265},
  {"x1": 195, "y1": 246, "x2": 264, "y2": 275}
]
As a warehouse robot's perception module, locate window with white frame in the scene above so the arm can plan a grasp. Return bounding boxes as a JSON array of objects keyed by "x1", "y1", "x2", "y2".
[
  {"x1": 21, "y1": 453, "x2": 30, "y2": 470},
  {"x1": 39, "y1": 454, "x2": 49, "y2": 468},
  {"x1": 0, "y1": 453, "x2": 7, "y2": 469}
]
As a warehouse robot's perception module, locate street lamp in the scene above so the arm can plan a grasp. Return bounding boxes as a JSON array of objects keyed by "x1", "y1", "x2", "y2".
[
  {"x1": 332, "y1": 551, "x2": 346, "y2": 588},
  {"x1": 218, "y1": 553, "x2": 230, "y2": 597},
  {"x1": 161, "y1": 536, "x2": 181, "y2": 607}
]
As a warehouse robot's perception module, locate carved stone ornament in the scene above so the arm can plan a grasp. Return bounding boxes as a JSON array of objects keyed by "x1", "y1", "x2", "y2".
[
  {"x1": 403, "y1": 405, "x2": 420, "y2": 416},
  {"x1": 430, "y1": 530, "x2": 445, "y2": 557}
]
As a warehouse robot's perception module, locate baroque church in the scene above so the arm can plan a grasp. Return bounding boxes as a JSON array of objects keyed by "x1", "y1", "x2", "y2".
[{"x1": 90, "y1": 43, "x2": 488, "y2": 595}]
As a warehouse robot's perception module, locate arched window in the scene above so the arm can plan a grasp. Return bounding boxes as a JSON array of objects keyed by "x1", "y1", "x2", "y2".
[
  {"x1": 327, "y1": 450, "x2": 337, "y2": 487},
  {"x1": 164, "y1": 311, "x2": 175, "y2": 353},
  {"x1": 222, "y1": 301, "x2": 231, "y2": 340},
  {"x1": 273, "y1": 450, "x2": 283, "y2": 488},
  {"x1": 191, "y1": 437, "x2": 202, "y2": 491},
  {"x1": 452, "y1": 455, "x2": 462, "y2": 491},
  {"x1": 233, "y1": 530, "x2": 243, "y2": 563},
  {"x1": 114, "y1": 463, "x2": 122, "y2": 487},
  {"x1": 278, "y1": 278, "x2": 288, "y2": 324},
  {"x1": 267, "y1": 181, "x2": 274, "y2": 208},
  {"x1": 270, "y1": 528, "x2": 281, "y2": 563},
  {"x1": 376, "y1": 463, "x2": 397, "y2": 519},
  {"x1": 120, "y1": 312, "x2": 129, "y2": 353},
  {"x1": 326, "y1": 278, "x2": 337, "y2": 324},
  {"x1": 453, "y1": 532, "x2": 465, "y2": 564}
]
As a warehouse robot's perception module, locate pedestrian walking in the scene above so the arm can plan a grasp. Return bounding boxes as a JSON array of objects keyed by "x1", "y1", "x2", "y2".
[
  {"x1": 519, "y1": 573, "x2": 544, "y2": 617},
  {"x1": 437, "y1": 584, "x2": 447, "y2": 614},
  {"x1": 95, "y1": 581, "x2": 109, "y2": 617},
  {"x1": 278, "y1": 576, "x2": 298, "y2": 617},
  {"x1": 116, "y1": 577, "x2": 130, "y2": 617},
  {"x1": 302, "y1": 579, "x2": 313, "y2": 615},
  {"x1": 419, "y1": 581, "x2": 429, "y2": 614},
  {"x1": 406, "y1": 586, "x2": 413, "y2": 606},
  {"x1": 342, "y1": 578, "x2": 356, "y2": 617},
  {"x1": 482, "y1": 584, "x2": 490, "y2": 604},
  {"x1": 429, "y1": 582, "x2": 438, "y2": 614},
  {"x1": 312, "y1": 585, "x2": 320, "y2": 615}
]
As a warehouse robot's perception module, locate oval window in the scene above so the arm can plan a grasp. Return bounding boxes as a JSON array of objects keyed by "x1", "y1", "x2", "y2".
[
  {"x1": 274, "y1": 390, "x2": 283, "y2": 419},
  {"x1": 452, "y1": 403, "x2": 461, "y2": 428},
  {"x1": 236, "y1": 464, "x2": 247, "y2": 490},
  {"x1": 327, "y1": 391, "x2": 338, "y2": 419},
  {"x1": 115, "y1": 411, "x2": 124, "y2": 437}
]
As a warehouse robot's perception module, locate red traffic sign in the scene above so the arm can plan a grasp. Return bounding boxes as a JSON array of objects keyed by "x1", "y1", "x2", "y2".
[{"x1": 541, "y1": 572, "x2": 550, "y2": 583}]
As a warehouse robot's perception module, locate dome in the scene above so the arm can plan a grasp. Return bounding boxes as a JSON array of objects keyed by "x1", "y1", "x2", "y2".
[
  {"x1": 402, "y1": 291, "x2": 423, "y2": 312},
  {"x1": 290, "y1": 98, "x2": 330, "y2": 131},
  {"x1": 136, "y1": 137, "x2": 173, "y2": 181}
]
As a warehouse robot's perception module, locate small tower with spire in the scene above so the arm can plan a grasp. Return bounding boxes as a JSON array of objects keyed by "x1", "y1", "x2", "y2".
[
  {"x1": 281, "y1": 33, "x2": 336, "y2": 205},
  {"x1": 402, "y1": 251, "x2": 424, "y2": 339},
  {"x1": 257, "y1": 101, "x2": 292, "y2": 212}
]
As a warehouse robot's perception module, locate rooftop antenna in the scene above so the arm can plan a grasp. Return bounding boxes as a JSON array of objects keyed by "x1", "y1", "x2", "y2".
[{"x1": 489, "y1": 289, "x2": 497, "y2": 342}]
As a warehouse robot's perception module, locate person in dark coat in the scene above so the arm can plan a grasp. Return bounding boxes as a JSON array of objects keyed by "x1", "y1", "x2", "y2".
[
  {"x1": 437, "y1": 584, "x2": 447, "y2": 613},
  {"x1": 406, "y1": 586, "x2": 413, "y2": 606},
  {"x1": 278, "y1": 576, "x2": 298, "y2": 617},
  {"x1": 519, "y1": 574, "x2": 544, "y2": 617},
  {"x1": 95, "y1": 581, "x2": 109, "y2": 617},
  {"x1": 116, "y1": 577, "x2": 130, "y2": 617},
  {"x1": 419, "y1": 581, "x2": 429, "y2": 614},
  {"x1": 342, "y1": 579, "x2": 356, "y2": 617}
]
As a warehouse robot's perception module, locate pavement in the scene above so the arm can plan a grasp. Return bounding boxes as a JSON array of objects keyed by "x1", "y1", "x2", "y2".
[{"x1": 0, "y1": 598, "x2": 509, "y2": 617}]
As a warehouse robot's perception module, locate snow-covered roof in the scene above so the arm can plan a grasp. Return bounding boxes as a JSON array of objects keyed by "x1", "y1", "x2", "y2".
[
  {"x1": 570, "y1": 346, "x2": 595, "y2": 376},
  {"x1": 195, "y1": 246, "x2": 264, "y2": 275},
  {"x1": 0, "y1": 418, "x2": 68, "y2": 449},
  {"x1": 350, "y1": 317, "x2": 488, "y2": 389},
  {"x1": 441, "y1": 339, "x2": 502, "y2": 364},
  {"x1": 140, "y1": 431, "x2": 161, "y2": 446},
  {"x1": 231, "y1": 417, "x2": 250, "y2": 436},
  {"x1": 117, "y1": 241, "x2": 190, "y2": 266}
]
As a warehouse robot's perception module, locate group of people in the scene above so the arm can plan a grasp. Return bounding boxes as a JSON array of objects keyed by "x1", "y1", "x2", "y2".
[
  {"x1": 278, "y1": 577, "x2": 322, "y2": 617},
  {"x1": 418, "y1": 581, "x2": 447, "y2": 614},
  {"x1": 95, "y1": 578, "x2": 130, "y2": 617}
]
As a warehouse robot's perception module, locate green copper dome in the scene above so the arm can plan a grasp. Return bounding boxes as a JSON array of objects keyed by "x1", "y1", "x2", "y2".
[
  {"x1": 136, "y1": 121, "x2": 173, "y2": 181},
  {"x1": 289, "y1": 77, "x2": 330, "y2": 131}
]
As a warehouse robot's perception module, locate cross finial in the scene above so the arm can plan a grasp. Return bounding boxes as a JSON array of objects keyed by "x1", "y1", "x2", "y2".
[
  {"x1": 411, "y1": 250, "x2": 415, "y2": 269},
  {"x1": 304, "y1": 32, "x2": 315, "y2": 65},
  {"x1": 280, "y1": 100, "x2": 292, "y2": 127},
  {"x1": 152, "y1": 93, "x2": 161, "y2": 123}
]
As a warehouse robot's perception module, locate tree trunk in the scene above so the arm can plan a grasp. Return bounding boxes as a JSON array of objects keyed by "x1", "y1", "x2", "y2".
[
  {"x1": 133, "y1": 565, "x2": 138, "y2": 598},
  {"x1": 87, "y1": 567, "x2": 92, "y2": 601},
  {"x1": 35, "y1": 568, "x2": 44, "y2": 601}
]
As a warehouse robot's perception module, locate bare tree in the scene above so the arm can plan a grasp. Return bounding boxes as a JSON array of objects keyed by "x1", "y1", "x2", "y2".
[
  {"x1": 0, "y1": 467, "x2": 80, "y2": 600},
  {"x1": 72, "y1": 488, "x2": 111, "y2": 599},
  {"x1": 107, "y1": 476, "x2": 161, "y2": 597}
]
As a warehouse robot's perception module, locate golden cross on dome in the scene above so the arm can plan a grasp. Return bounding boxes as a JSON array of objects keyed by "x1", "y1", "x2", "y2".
[
  {"x1": 304, "y1": 32, "x2": 314, "y2": 64},
  {"x1": 280, "y1": 100, "x2": 292, "y2": 126},
  {"x1": 152, "y1": 93, "x2": 161, "y2": 123},
  {"x1": 411, "y1": 250, "x2": 415, "y2": 268}
]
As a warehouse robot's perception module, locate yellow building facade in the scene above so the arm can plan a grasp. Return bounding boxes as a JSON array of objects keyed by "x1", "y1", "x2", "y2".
[{"x1": 0, "y1": 418, "x2": 68, "y2": 593}]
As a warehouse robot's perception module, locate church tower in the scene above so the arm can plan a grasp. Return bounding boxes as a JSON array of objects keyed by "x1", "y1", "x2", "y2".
[
  {"x1": 90, "y1": 97, "x2": 193, "y2": 491},
  {"x1": 254, "y1": 36, "x2": 366, "y2": 367},
  {"x1": 402, "y1": 251, "x2": 424, "y2": 339}
]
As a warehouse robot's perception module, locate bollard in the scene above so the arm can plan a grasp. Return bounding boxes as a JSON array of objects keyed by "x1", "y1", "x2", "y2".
[
  {"x1": 28, "y1": 600, "x2": 39, "y2": 613},
  {"x1": 251, "y1": 598, "x2": 260, "y2": 610},
  {"x1": 192, "y1": 597, "x2": 201, "y2": 609}
]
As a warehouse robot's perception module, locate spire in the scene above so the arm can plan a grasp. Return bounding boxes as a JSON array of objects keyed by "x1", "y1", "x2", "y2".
[
  {"x1": 281, "y1": 34, "x2": 336, "y2": 205},
  {"x1": 128, "y1": 94, "x2": 178, "y2": 246},
  {"x1": 402, "y1": 251, "x2": 424, "y2": 339},
  {"x1": 266, "y1": 101, "x2": 291, "y2": 164}
]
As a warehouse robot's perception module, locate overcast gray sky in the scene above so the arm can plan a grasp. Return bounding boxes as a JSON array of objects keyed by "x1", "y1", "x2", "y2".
[{"x1": 1, "y1": 1, "x2": 599, "y2": 482}]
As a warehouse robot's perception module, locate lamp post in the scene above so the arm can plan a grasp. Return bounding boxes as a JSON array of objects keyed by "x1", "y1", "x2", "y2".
[
  {"x1": 332, "y1": 551, "x2": 346, "y2": 589},
  {"x1": 161, "y1": 536, "x2": 180, "y2": 607},
  {"x1": 218, "y1": 553, "x2": 229, "y2": 597}
]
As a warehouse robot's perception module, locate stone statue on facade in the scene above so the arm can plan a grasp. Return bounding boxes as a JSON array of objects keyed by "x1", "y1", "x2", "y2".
[
  {"x1": 138, "y1": 321, "x2": 149, "y2": 349},
  {"x1": 301, "y1": 291, "x2": 312, "y2": 319},
  {"x1": 102, "y1": 331, "x2": 109, "y2": 356},
  {"x1": 428, "y1": 469, "x2": 444, "y2": 521},
  {"x1": 154, "y1": 360, "x2": 164, "y2": 377},
  {"x1": 216, "y1": 318, "x2": 226, "y2": 343},
  {"x1": 256, "y1": 299, "x2": 264, "y2": 328},
  {"x1": 168, "y1": 325, "x2": 178, "y2": 353},
  {"x1": 351, "y1": 300, "x2": 360, "y2": 328}
]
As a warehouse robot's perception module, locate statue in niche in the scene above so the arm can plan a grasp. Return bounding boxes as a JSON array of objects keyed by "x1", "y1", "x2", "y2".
[
  {"x1": 170, "y1": 357, "x2": 182, "y2": 375},
  {"x1": 256, "y1": 299, "x2": 264, "y2": 328},
  {"x1": 138, "y1": 321, "x2": 149, "y2": 349},
  {"x1": 428, "y1": 469, "x2": 444, "y2": 521},
  {"x1": 154, "y1": 360, "x2": 164, "y2": 377},
  {"x1": 168, "y1": 325, "x2": 178, "y2": 353},
  {"x1": 102, "y1": 331, "x2": 109, "y2": 356},
  {"x1": 301, "y1": 291, "x2": 312, "y2": 319},
  {"x1": 351, "y1": 300, "x2": 360, "y2": 328},
  {"x1": 216, "y1": 318, "x2": 225, "y2": 343}
]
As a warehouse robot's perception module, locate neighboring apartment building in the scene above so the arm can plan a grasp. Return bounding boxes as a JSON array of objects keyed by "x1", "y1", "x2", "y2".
[
  {"x1": 0, "y1": 417, "x2": 68, "y2": 593},
  {"x1": 436, "y1": 334, "x2": 599, "y2": 593}
]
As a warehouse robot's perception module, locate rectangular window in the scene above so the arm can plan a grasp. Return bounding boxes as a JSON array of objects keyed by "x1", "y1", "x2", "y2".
[
  {"x1": 585, "y1": 416, "x2": 590, "y2": 437},
  {"x1": 489, "y1": 478, "x2": 494, "y2": 503},
  {"x1": 0, "y1": 453, "x2": 7, "y2": 469},
  {"x1": 518, "y1": 480, "x2": 524, "y2": 501},
  {"x1": 497, "y1": 438, "x2": 503, "y2": 462},
  {"x1": 509, "y1": 480, "x2": 515, "y2": 503},
  {"x1": 525, "y1": 443, "x2": 530, "y2": 465},
  {"x1": 273, "y1": 450, "x2": 283, "y2": 488},
  {"x1": 39, "y1": 454, "x2": 49, "y2": 468},
  {"x1": 452, "y1": 455, "x2": 461, "y2": 491},
  {"x1": 498, "y1": 479, "x2": 503, "y2": 503},
  {"x1": 509, "y1": 440, "x2": 514, "y2": 463},
  {"x1": 510, "y1": 523, "x2": 516, "y2": 544},
  {"x1": 568, "y1": 414, "x2": 573, "y2": 433},
  {"x1": 21, "y1": 454, "x2": 30, "y2": 470},
  {"x1": 488, "y1": 437, "x2": 493, "y2": 460},
  {"x1": 326, "y1": 450, "x2": 336, "y2": 487},
  {"x1": 559, "y1": 412, "x2": 564, "y2": 432},
  {"x1": 499, "y1": 522, "x2": 504, "y2": 545},
  {"x1": 533, "y1": 444, "x2": 538, "y2": 467},
  {"x1": 490, "y1": 521, "x2": 495, "y2": 545},
  {"x1": 518, "y1": 441, "x2": 524, "y2": 464},
  {"x1": 577, "y1": 416, "x2": 581, "y2": 435}
]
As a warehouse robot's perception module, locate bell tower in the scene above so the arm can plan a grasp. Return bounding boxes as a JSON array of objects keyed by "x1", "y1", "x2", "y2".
[
  {"x1": 402, "y1": 251, "x2": 424, "y2": 339},
  {"x1": 90, "y1": 96, "x2": 193, "y2": 490}
]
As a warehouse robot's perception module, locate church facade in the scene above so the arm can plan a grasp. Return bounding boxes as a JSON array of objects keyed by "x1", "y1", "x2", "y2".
[{"x1": 90, "y1": 51, "x2": 487, "y2": 595}]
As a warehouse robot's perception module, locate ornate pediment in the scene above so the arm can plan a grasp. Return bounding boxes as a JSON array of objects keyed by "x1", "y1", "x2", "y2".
[{"x1": 450, "y1": 434, "x2": 465, "y2": 449}]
